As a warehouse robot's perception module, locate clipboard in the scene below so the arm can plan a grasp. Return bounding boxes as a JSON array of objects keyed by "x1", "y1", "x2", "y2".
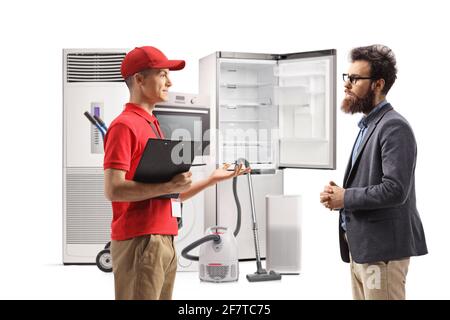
[{"x1": 133, "y1": 139, "x2": 204, "y2": 198}]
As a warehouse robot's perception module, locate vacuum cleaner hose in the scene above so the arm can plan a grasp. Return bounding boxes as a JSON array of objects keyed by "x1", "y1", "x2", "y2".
[
  {"x1": 232, "y1": 158, "x2": 250, "y2": 237},
  {"x1": 181, "y1": 158, "x2": 249, "y2": 261},
  {"x1": 181, "y1": 234, "x2": 221, "y2": 261},
  {"x1": 232, "y1": 176, "x2": 241, "y2": 237}
]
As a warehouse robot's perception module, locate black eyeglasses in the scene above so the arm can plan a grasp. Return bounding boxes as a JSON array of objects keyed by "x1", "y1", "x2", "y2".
[{"x1": 342, "y1": 73, "x2": 375, "y2": 85}]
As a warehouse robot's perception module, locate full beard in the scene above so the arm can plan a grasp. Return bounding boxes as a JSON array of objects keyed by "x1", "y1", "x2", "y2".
[{"x1": 341, "y1": 88, "x2": 375, "y2": 114}]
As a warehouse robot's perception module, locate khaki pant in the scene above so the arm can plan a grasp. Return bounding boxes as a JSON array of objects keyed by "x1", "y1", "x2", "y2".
[
  {"x1": 111, "y1": 234, "x2": 177, "y2": 300},
  {"x1": 345, "y1": 233, "x2": 410, "y2": 300},
  {"x1": 350, "y1": 256, "x2": 410, "y2": 300}
]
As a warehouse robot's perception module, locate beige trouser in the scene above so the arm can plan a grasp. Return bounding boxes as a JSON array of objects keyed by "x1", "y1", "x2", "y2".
[
  {"x1": 345, "y1": 232, "x2": 410, "y2": 300},
  {"x1": 350, "y1": 256, "x2": 410, "y2": 300},
  {"x1": 111, "y1": 234, "x2": 177, "y2": 300}
]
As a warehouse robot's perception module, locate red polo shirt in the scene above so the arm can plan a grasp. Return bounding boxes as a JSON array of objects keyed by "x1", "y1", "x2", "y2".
[{"x1": 104, "y1": 103, "x2": 177, "y2": 240}]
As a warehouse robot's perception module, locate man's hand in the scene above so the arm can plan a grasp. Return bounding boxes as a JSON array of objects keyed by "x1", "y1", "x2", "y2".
[
  {"x1": 208, "y1": 163, "x2": 251, "y2": 185},
  {"x1": 320, "y1": 181, "x2": 345, "y2": 210},
  {"x1": 168, "y1": 171, "x2": 193, "y2": 193},
  {"x1": 178, "y1": 163, "x2": 251, "y2": 202}
]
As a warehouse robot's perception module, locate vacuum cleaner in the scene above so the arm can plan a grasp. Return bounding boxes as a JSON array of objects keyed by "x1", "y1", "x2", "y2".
[
  {"x1": 182, "y1": 158, "x2": 281, "y2": 282},
  {"x1": 244, "y1": 161, "x2": 281, "y2": 282},
  {"x1": 181, "y1": 161, "x2": 242, "y2": 282}
]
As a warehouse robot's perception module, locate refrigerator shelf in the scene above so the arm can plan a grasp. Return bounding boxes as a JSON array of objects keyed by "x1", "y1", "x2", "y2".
[
  {"x1": 276, "y1": 72, "x2": 326, "y2": 78},
  {"x1": 221, "y1": 141, "x2": 269, "y2": 146},
  {"x1": 220, "y1": 103, "x2": 273, "y2": 109},
  {"x1": 279, "y1": 137, "x2": 329, "y2": 143},
  {"x1": 220, "y1": 82, "x2": 273, "y2": 88},
  {"x1": 219, "y1": 119, "x2": 271, "y2": 123},
  {"x1": 276, "y1": 86, "x2": 325, "y2": 94},
  {"x1": 278, "y1": 103, "x2": 312, "y2": 108}
]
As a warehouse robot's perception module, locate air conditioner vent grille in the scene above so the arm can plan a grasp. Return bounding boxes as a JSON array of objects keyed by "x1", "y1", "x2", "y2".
[
  {"x1": 65, "y1": 168, "x2": 112, "y2": 244},
  {"x1": 66, "y1": 53, "x2": 126, "y2": 82}
]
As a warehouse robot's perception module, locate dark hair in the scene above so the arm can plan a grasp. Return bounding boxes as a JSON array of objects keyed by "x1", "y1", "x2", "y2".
[
  {"x1": 350, "y1": 44, "x2": 397, "y2": 95},
  {"x1": 124, "y1": 68, "x2": 153, "y2": 90}
]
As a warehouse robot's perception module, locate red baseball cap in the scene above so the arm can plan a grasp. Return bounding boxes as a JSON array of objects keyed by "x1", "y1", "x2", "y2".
[{"x1": 121, "y1": 46, "x2": 185, "y2": 79}]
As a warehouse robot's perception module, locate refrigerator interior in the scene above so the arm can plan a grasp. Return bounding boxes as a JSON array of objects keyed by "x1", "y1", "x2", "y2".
[
  {"x1": 217, "y1": 55, "x2": 334, "y2": 170},
  {"x1": 218, "y1": 59, "x2": 278, "y2": 170}
]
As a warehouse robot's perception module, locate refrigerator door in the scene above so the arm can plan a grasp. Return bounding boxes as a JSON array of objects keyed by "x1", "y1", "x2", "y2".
[{"x1": 276, "y1": 50, "x2": 336, "y2": 169}]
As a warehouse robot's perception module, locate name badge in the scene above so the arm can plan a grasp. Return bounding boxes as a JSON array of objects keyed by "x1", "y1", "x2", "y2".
[{"x1": 171, "y1": 199, "x2": 182, "y2": 218}]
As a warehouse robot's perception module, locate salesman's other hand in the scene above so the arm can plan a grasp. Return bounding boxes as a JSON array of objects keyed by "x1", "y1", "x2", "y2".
[{"x1": 209, "y1": 163, "x2": 251, "y2": 184}]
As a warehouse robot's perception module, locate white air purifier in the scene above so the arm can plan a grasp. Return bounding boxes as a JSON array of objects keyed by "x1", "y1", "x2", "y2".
[{"x1": 266, "y1": 195, "x2": 302, "y2": 274}]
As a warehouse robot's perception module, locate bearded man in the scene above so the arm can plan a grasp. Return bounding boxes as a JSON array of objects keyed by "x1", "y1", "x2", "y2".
[{"x1": 319, "y1": 45, "x2": 428, "y2": 300}]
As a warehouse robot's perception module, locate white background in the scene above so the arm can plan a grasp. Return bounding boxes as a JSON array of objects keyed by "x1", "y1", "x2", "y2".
[{"x1": 0, "y1": 0, "x2": 448, "y2": 299}]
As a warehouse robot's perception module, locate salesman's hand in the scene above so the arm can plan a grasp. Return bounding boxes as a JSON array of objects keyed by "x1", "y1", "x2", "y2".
[
  {"x1": 320, "y1": 181, "x2": 345, "y2": 210},
  {"x1": 209, "y1": 163, "x2": 251, "y2": 185},
  {"x1": 168, "y1": 171, "x2": 193, "y2": 193}
]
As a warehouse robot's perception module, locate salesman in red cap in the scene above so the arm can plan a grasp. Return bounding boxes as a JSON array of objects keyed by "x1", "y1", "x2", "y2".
[{"x1": 103, "y1": 46, "x2": 249, "y2": 300}]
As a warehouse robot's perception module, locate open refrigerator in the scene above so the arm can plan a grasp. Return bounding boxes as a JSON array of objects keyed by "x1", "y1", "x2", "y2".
[{"x1": 199, "y1": 49, "x2": 336, "y2": 259}]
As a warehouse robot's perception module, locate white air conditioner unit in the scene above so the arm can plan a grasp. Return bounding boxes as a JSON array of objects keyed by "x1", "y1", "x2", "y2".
[{"x1": 63, "y1": 48, "x2": 129, "y2": 264}]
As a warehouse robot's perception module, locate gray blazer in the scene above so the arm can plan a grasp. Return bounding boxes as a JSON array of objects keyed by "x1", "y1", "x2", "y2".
[{"x1": 340, "y1": 104, "x2": 428, "y2": 263}]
